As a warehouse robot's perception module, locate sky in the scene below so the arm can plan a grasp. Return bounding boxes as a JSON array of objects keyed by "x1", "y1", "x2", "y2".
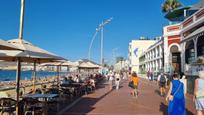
[{"x1": 0, "y1": 0, "x2": 199, "y2": 64}]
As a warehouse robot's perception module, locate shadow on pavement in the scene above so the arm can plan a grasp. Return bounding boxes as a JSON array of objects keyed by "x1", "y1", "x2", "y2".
[
  {"x1": 160, "y1": 102, "x2": 168, "y2": 115},
  {"x1": 160, "y1": 102, "x2": 194, "y2": 115},
  {"x1": 67, "y1": 88, "x2": 114, "y2": 115},
  {"x1": 155, "y1": 89, "x2": 161, "y2": 95}
]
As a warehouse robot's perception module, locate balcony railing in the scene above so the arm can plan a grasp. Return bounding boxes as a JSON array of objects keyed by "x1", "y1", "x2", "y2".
[{"x1": 182, "y1": 9, "x2": 204, "y2": 29}]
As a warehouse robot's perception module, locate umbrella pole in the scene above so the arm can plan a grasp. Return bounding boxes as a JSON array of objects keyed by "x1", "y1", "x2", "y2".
[
  {"x1": 19, "y1": 0, "x2": 25, "y2": 39},
  {"x1": 16, "y1": 58, "x2": 21, "y2": 115},
  {"x1": 57, "y1": 66, "x2": 60, "y2": 86},
  {"x1": 33, "y1": 61, "x2": 36, "y2": 91}
]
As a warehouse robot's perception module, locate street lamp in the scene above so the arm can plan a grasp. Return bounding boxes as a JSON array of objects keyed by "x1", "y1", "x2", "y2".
[
  {"x1": 88, "y1": 17, "x2": 113, "y2": 66},
  {"x1": 88, "y1": 30, "x2": 99, "y2": 60},
  {"x1": 98, "y1": 17, "x2": 113, "y2": 66}
]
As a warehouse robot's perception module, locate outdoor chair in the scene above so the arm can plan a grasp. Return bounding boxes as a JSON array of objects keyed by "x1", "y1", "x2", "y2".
[
  {"x1": 60, "y1": 88, "x2": 73, "y2": 100},
  {"x1": 22, "y1": 98, "x2": 43, "y2": 115},
  {"x1": 46, "y1": 95, "x2": 60, "y2": 113},
  {"x1": 0, "y1": 98, "x2": 16, "y2": 115}
]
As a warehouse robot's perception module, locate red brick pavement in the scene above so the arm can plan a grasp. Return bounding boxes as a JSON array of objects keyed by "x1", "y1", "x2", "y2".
[{"x1": 60, "y1": 78, "x2": 195, "y2": 115}]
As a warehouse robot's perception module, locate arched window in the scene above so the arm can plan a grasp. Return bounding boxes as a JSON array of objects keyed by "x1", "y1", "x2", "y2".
[{"x1": 170, "y1": 45, "x2": 179, "y2": 53}]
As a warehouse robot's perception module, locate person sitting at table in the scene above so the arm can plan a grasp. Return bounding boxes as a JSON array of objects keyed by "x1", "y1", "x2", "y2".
[
  {"x1": 74, "y1": 75, "x2": 80, "y2": 83},
  {"x1": 68, "y1": 76, "x2": 75, "y2": 84},
  {"x1": 61, "y1": 77, "x2": 69, "y2": 85},
  {"x1": 35, "y1": 88, "x2": 42, "y2": 94},
  {"x1": 28, "y1": 88, "x2": 34, "y2": 94},
  {"x1": 87, "y1": 75, "x2": 95, "y2": 92},
  {"x1": 41, "y1": 84, "x2": 47, "y2": 94}
]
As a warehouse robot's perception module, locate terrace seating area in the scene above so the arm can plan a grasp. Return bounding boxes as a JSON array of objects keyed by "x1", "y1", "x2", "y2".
[{"x1": 0, "y1": 73, "x2": 105, "y2": 115}]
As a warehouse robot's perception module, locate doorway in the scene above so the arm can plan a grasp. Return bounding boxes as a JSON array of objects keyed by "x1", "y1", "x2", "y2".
[{"x1": 170, "y1": 45, "x2": 181, "y2": 73}]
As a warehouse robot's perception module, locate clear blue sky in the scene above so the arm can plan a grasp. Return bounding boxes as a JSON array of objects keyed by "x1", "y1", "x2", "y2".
[{"x1": 0, "y1": 0, "x2": 199, "y2": 64}]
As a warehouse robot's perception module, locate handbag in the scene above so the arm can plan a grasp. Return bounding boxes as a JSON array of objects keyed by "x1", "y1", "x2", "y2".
[
  {"x1": 128, "y1": 81, "x2": 134, "y2": 88},
  {"x1": 195, "y1": 91, "x2": 204, "y2": 98},
  {"x1": 168, "y1": 82, "x2": 182, "y2": 102}
]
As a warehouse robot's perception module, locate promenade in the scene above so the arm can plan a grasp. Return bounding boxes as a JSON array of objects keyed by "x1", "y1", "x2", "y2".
[{"x1": 59, "y1": 78, "x2": 195, "y2": 115}]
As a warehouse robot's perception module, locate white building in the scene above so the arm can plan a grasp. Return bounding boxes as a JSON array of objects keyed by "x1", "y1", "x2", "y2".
[
  {"x1": 128, "y1": 39, "x2": 156, "y2": 73},
  {"x1": 114, "y1": 60, "x2": 129, "y2": 72},
  {"x1": 139, "y1": 38, "x2": 163, "y2": 74}
]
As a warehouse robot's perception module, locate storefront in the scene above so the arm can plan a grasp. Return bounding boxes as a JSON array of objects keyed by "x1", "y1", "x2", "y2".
[{"x1": 180, "y1": 8, "x2": 204, "y2": 94}]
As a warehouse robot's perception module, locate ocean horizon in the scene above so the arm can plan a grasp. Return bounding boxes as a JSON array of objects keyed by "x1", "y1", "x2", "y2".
[{"x1": 0, "y1": 70, "x2": 68, "y2": 81}]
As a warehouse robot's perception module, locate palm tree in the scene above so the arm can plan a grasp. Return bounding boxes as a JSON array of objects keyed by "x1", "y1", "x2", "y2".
[{"x1": 162, "y1": 0, "x2": 182, "y2": 13}]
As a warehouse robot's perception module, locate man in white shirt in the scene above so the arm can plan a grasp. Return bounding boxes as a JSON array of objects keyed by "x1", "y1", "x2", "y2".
[{"x1": 157, "y1": 72, "x2": 167, "y2": 96}]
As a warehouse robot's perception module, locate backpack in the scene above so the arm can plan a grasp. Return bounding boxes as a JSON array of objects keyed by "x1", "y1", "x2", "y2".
[{"x1": 160, "y1": 75, "x2": 166, "y2": 83}]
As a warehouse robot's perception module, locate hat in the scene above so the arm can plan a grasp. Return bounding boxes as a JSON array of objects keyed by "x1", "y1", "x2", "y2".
[{"x1": 199, "y1": 71, "x2": 204, "y2": 79}]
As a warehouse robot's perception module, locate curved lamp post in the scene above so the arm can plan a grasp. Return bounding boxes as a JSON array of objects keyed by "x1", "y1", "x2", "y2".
[{"x1": 88, "y1": 17, "x2": 113, "y2": 67}]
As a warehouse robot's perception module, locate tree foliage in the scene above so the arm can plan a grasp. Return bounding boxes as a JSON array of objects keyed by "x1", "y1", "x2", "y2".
[{"x1": 162, "y1": 0, "x2": 182, "y2": 13}]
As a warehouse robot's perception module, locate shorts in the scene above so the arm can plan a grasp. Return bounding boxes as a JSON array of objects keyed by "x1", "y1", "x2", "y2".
[
  {"x1": 195, "y1": 98, "x2": 204, "y2": 110},
  {"x1": 132, "y1": 85, "x2": 138, "y2": 89},
  {"x1": 159, "y1": 82, "x2": 166, "y2": 87}
]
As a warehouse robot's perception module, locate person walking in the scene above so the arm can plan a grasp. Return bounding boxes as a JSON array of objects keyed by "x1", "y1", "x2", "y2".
[
  {"x1": 108, "y1": 72, "x2": 114, "y2": 90},
  {"x1": 166, "y1": 73, "x2": 186, "y2": 115},
  {"x1": 157, "y1": 72, "x2": 167, "y2": 96},
  {"x1": 130, "y1": 72, "x2": 139, "y2": 98},
  {"x1": 115, "y1": 72, "x2": 121, "y2": 90},
  {"x1": 147, "y1": 71, "x2": 150, "y2": 80},
  {"x1": 194, "y1": 71, "x2": 204, "y2": 115}
]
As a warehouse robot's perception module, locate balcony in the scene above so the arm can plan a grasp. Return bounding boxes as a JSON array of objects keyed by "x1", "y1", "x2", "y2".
[{"x1": 182, "y1": 9, "x2": 204, "y2": 31}]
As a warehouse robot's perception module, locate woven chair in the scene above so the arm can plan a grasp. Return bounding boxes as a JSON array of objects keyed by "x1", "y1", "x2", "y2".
[
  {"x1": 0, "y1": 98, "x2": 16, "y2": 115},
  {"x1": 22, "y1": 98, "x2": 43, "y2": 115}
]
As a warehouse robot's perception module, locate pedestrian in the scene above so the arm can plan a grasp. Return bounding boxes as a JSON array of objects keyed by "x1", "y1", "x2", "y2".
[
  {"x1": 115, "y1": 72, "x2": 121, "y2": 90},
  {"x1": 147, "y1": 71, "x2": 150, "y2": 80},
  {"x1": 151, "y1": 71, "x2": 154, "y2": 81},
  {"x1": 166, "y1": 73, "x2": 186, "y2": 115},
  {"x1": 180, "y1": 74, "x2": 187, "y2": 95},
  {"x1": 157, "y1": 72, "x2": 167, "y2": 96},
  {"x1": 130, "y1": 72, "x2": 139, "y2": 98},
  {"x1": 122, "y1": 71, "x2": 127, "y2": 80},
  {"x1": 194, "y1": 71, "x2": 204, "y2": 115},
  {"x1": 109, "y1": 72, "x2": 114, "y2": 90}
]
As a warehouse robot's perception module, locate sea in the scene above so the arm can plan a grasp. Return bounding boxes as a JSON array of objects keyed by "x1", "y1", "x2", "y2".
[{"x1": 0, "y1": 70, "x2": 68, "y2": 81}]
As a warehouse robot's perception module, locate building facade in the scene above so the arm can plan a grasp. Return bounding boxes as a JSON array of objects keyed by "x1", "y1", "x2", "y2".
[
  {"x1": 141, "y1": 39, "x2": 163, "y2": 74},
  {"x1": 114, "y1": 60, "x2": 129, "y2": 72},
  {"x1": 163, "y1": 23, "x2": 182, "y2": 74},
  {"x1": 180, "y1": 8, "x2": 204, "y2": 76},
  {"x1": 128, "y1": 39, "x2": 156, "y2": 73}
]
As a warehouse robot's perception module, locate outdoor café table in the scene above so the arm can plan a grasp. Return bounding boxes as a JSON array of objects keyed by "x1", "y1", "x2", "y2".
[
  {"x1": 60, "y1": 83, "x2": 82, "y2": 87},
  {"x1": 23, "y1": 94, "x2": 58, "y2": 115},
  {"x1": 60, "y1": 83, "x2": 85, "y2": 96}
]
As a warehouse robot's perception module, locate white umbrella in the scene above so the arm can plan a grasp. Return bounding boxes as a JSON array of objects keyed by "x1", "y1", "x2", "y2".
[
  {"x1": 0, "y1": 39, "x2": 64, "y2": 62},
  {"x1": 61, "y1": 61, "x2": 79, "y2": 67},
  {"x1": 0, "y1": 0, "x2": 65, "y2": 114},
  {"x1": 0, "y1": 39, "x2": 21, "y2": 50},
  {"x1": 41, "y1": 61, "x2": 65, "y2": 85},
  {"x1": 78, "y1": 59, "x2": 100, "y2": 69},
  {"x1": 78, "y1": 61, "x2": 100, "y2": 69},
  {"x1": 0, "y1": 39, "x2": 65, "y2": 114}
]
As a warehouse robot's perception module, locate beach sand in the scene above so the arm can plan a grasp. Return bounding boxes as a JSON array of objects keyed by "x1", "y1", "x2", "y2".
[{"x1": 0, "y1": 76, "x2": 58, "y2": 99}]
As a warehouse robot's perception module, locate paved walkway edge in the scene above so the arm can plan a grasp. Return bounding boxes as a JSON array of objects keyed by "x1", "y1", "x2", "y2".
[{"x1": 58, "y1": 97, "x2": 82, "y2": 115}]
